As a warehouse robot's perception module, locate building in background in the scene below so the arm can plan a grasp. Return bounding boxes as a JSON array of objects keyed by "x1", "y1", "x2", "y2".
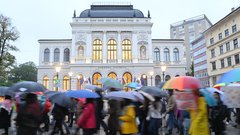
[
  {"x1": 170, "y1": 15, "x2": 212, "y2": 74},
  {"x1": 191, "y1": 34, "x2": 209, "y2": 87},
  {"x1": 37, "y1": 3, "x2": 186, "y2": 91},
  {"x1": 205, "y1": 7, "x2": 240, "y2": 86}
]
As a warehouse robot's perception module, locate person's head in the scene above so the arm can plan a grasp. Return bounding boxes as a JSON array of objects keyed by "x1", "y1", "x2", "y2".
[
  {"x1": 192, "y1": 89, "x2": 200, "y2": 96},
  {"x1": 123, "y1": 98, "x2": 132, "y2": 106},
  {"x1": 168, "y1": 89, "x2": 174, "y2": 96},
  {"x1": 213, "y1": 92, "x2": 221, "y2": 101},
  {"x1": 86, "y1": 98, "x2": 94, "y2": 103},
  {"x1": 25, "y1": 93, "x2": 37, "y2": 104},
  {"x1": 5, "y1": 95, "x2": 12, "y2": 100}
]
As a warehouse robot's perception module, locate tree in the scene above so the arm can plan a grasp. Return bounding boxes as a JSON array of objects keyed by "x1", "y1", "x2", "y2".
[
  {"x1": 0, "y1": 14, "x2": 19, "y2": 84},
  {"x1": 9, "y1": 61, "x2": 37, "y2": 83}
]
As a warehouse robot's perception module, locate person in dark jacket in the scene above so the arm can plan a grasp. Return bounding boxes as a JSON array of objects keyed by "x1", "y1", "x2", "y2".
[
  {"x1": 16, "y1": 93, "x2": 43, "y2": 135},
  {"x1": 0, "y1": 95, "x2": 13, "y2": 135},
  {"x1": 50, "y1": 103, "x2": 69, "y2": 135},
  {"x1": 210, "y1": 92, "x2": 227, "y2": 135}
]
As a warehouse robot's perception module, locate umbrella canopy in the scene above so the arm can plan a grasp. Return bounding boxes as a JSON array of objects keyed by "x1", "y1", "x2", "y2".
[
  {"x1": 138, "y1": 91, "x2": 155, "y2": 102},
  {"x1": 163, "y1": 76, "x2": 202, "y2": 90},
  {"x1": 0, "y1": 87, "x2": 14, "y2": 97},
  {"x1": 140, "y1": 86, "x2": 168, "y2": 97},
  {"x1": 129, "y1": 91, "x2": 144, "y2": 103},
  {"x1": 66, "y1": 90, "x2": 100, "y2": 98},
  {"x1": 200, "y1": 89, "x2": 217, "y2": 107},
  {"x1": 9, "y1": 81, "x2": 47, "y2": 93},
  {"x1": 104, "y1": 91, "x2": 137, "y2": 101},
  {"x1": 125, "y1": 82, "x2": 142, "y2": 89},
  {"x1": 84, "y1": 84, "x2": 102, "y2": 91},
  {"x1": 47, "y1": 92, "x2": 71, "y2": 108},
  {"x1": 158, "y1": 82, "x2": 166, "y2": 89},
  {"x1": 217, "y1": 68, "x2": 240, "y2": 84},
  {"x1": 98, "y1": 78, "x2": 123, "y2": 89}
]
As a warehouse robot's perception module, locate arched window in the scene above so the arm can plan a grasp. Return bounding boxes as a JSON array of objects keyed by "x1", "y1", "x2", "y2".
[
  {"x1": 93, "y1": 39, "x2": 102, "y2": 60},
  {"x1": 165, "y1": 75, "x2": 171, "y2": 81},
  {"x1": 54, "y1": 48, "x2": 60, "y2": 62},
  {"x1": 44, "y1": 48, "x2": 50, "y2": 62},
  {"x1": 63, "y1": 76, "x2": 69, "y2": 90},
  {"x1": 92, "y1": 72, "x2": 102, "y2": 88},
  {"x1": 78, "y1": 46, "x2": 84, "y2": 59},
  {"x1": 77, "y1": 74, "x2": 84, "y2": 90},
  {"x1": 123, "y1": 72, "x2": 132, "y2": 91},
  {"x1": 173, "y1": 48, "x2": 179, "y2": 61},
  {"x1": 140, "y1": 46, "x2": 146, "y2": 59},
  {"x1": 155, "y1": 75, "x2": 161, "y2": 86},
  {"x1": 122, "y1": 39, "x2": 132, "y2": 60},
  {"x1": 154, "y1": 48, "x2": 160, "y2": 61},
  {"x1": 53, "y1": 76, "x2": 57, "y2": 91},
  {"x1": 141, "y1": 74, "x2": 148, "y2": 86},
  {"x1": 164, "y1": 48, "x2": 170, "y2": 62},
  {"x1": 175, "y1": 75, "x2": 180, "y2": 77},
  {"x1": 108, "y1": 39, "x2": 117, "y2": 60},
  {"x1": 64, "y1": 48, "x2": 70, "y2": 62},
  {"x1": 108, "y1": 72, "x2": 117, "y2": 79},
  {"x1": 43, "y1": 76, "x2": 49, "y2": 89}
]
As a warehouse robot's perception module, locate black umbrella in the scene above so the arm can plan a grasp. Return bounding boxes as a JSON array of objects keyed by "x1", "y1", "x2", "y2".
[
  {"x1": 140, "y1": 86, "x2": 168, "y2": 97},
  {"x1": 9, "y1": 81, "x2": 47, "y2": 93},
  {"x1": 47, "y1": 92, "x2": 71, "y2": 108},
  {"x1": 0, "y1": 87, "x2": 15, "y2": 97}
]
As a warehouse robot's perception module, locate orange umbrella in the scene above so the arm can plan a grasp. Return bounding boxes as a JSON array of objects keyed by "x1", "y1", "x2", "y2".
[{"x1": 163, "y1": 76, "x2": 202, "y2": 90}]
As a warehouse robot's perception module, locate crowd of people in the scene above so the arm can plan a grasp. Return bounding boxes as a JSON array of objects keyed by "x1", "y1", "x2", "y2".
[{"x1": 0, "y1": 87, "x2": 240, "y2": 135}]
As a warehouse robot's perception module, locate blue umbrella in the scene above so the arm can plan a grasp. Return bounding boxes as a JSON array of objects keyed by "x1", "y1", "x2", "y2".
[
  {"x1": 0, "y1": 87, "x2": 14, "y2": 97},
  {"x1": 125, "y1": 82, "x2": 142, "y2": 89},
  {"x1": 200, "y1": 89, "x2": 217, "y2": 107},
  {"x1": 66, "y1": 90, "x2": 100, "y2": 98},
  {"x1": 9, "y1": 81, "x2": 47, "y2": 92},
  {"x1": 217, "y1": 68, "x2": 240, "y2": 84},
  {"x1": 47, "y1": 92, "x2": 71, "y2": 108}
]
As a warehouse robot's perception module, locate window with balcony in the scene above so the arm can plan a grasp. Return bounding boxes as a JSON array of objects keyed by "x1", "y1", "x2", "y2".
[
  {"x1": 227, "y1": 57, "x2": 232, "y2": 66},
  {"x1": 64, "y1": 48, "x2": 70, "y2": 62},
  {"x1": 220, "y1": 59, "x2": 225, "y2": 68},
  {"x1": 218, "y1": 33, "x2": 222, "y2": 40},
  {"x1": 211, "y1": 49, "x2": 215, "y2": 58},
  {"x1": 219, "y1": 45, "x2": 224, "y2": 55},
  {"x1": 235, "y1": 54, "x2": 239, "y2": 64},
  {"x1": 154, "y1": 48, "x2": 160, "y2": 61},
  {"x1": 44, "y1": 48, "x2": 50, "y2": 62},
  {"x1": 212, "y1": 61, "x2": 216, "y2": 70},
  {"x1": 210, "y1": 38, "x2": 214, "y2": 45},
  {"x1": 173, "y1": 48, "x2": 179, "y2": 61},
  {"x1": 122, "y1": 39, "x2": 132, "y2": 60},
  {"x1": 232, "y1": 24, "x2": 237, "y2": 33},
  {"x1": 164, "y1": 48, "x2": 170, "y2": 62},
  {"x1": 107, "y1": 39, "x2": 117, "y2": 60},
  {"x1": 225, "y1": 29, "x2": 229, "y2": 37},
  {"x1": 92, "y1": 39, "x2": 102, "y2": 60},
  {"x1": 233, "y1": 38, "x2": 238, "y2": 49},
  {"x1": 226, "y1": 42, "x2": 230, "y2": 52},
  {"x1": 54, "y1": 48, "x2": 60, "y2": 62}
]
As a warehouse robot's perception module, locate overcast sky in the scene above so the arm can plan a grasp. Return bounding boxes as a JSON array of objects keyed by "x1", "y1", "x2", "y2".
[{"x1": 0, "y1": 0, "x2": 239, "y2": 65}]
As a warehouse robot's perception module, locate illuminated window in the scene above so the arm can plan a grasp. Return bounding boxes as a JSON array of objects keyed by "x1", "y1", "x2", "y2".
[
  {"x1": 140, "y1": 46, "x2": 146, "y2": 59},
  {"x1": 93, "y1": 39, "x2": 102, "y2": 60},
  {"x1": 78, "y1": 46, "x2": 84, "y2": 59},
  {"x1": 154, "y1": 48, "x2": 160, "y2": 61},
  {"x1": 92, "y1": 72, "x2": 102, "y2": 88},
  {"x1": 54, "y1": 48, "x2": 60, "y2": 62},
  {"x1": 43, "y1": 76, "x2": 49, "y2": 89},
  {"x1": 108, "y1": 39, "x2": 117, "y2": 60},
  {"x1": 44, "y1": 48, "x2": 50, "y2": 62},
  {"x1": 122, "y1": 39, "x2": 132, "y2": 60},
  {"x1": 108, "y1": 72, "x2": 117, "y2": 79},
  {"x1": 123, "y1": 72, "x2": 132, "y2": 91},
  {"x1": 173, "y1": 48, "x2": 179, "y2": 61},
  {"x1": 64, "y1": 48, "x2": 70, "y2": 62},
  {"x1": 63, "y1": 76, "x2": 69, "y2": 90}
]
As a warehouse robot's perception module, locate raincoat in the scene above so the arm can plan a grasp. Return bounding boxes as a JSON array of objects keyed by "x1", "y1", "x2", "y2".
[
  {"x1": 119, "y1": 105, "x2": 138, "y2": 134},
  {"x1": 189, "y1": 97, "x2": 210, "y2": 135}
]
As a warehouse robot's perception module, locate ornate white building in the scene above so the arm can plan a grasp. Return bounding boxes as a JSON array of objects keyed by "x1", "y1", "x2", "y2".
[{"x1": 37, "y1": 3, "x2": 186, "y2": 91}]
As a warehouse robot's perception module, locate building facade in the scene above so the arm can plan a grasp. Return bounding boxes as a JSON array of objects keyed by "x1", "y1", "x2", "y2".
[
  {"x1": 170, "y1": 15, "x2": 212, "y2": 73},
  {"x1": 206, "y1": 7, "x2": 240, "y2": 86},
  {"x1": 191, "y1": 34, "x2": 209, "y2": 87},
  {"x1": 37, "y1": 4, "x2": 186, "y2": 91}
]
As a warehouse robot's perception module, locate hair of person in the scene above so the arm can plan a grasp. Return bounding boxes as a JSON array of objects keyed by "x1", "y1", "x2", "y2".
[
  {"x1": 25, "y1": 93, "x2": 37, "y2": 104},
  {"x1": 5, "y1": 95, "x2": 12, "y2": 100}
]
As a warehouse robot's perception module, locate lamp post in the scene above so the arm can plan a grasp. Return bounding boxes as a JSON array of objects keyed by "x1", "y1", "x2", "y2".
[
  {"x1": 161, "y1": 66, "x2": 166, "y2": 82},
  {"x1": 68, "y1": 72, "x2": 73, "y2": 90},
  {"x1": 55, "y1": 66, "x2": 61, "y2": 91},
  {"x1": 142, "y1": 74, "x2": 147, "y2": 86},
  {"x1": 77, "y1": 75, "x2": 81, "y2": 89},
  {"x1": 149, "y1": 71, "x2": 154, "y2": 86}
]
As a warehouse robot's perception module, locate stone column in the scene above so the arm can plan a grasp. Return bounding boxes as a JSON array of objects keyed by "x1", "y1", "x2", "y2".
[
  {"x1": 132, "y1": 31, "x2": 138, "y2": 63},
  {"x1": 117, "y1": 31, "x2": 122, "y2": 63},
  {"x1": 102, "y1": 31, "x2": 107, "y2": 63},
  {"x1": 86, "y1": 32, "x2": 92, "y2": 63},
  {"x1": 148, "y1": 32, "x2": 153, "y2": 63},
  {"x1": 71, "y1": 34, "x2": 76, "y2": 63}
]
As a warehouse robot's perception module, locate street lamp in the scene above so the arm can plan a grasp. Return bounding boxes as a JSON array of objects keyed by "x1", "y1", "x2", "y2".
[
  {"x1": 142, "y1": 74, "x2": 147, "y2": 86},
  {"x1": 55, "y1": 65, "x2": 61, "y2": 91},
  {"x1": 161, "y1": 66, "x2": 166, "y2": 82},
  {"x1": 77, "y1": 75, "x2": 81, "y2": 89},
  {"x1": 149, "y1": 71, "x2": 154, "y2": 86},
  {"x1": 68, "y1": 72, "x2": 73, "y2": 90}
]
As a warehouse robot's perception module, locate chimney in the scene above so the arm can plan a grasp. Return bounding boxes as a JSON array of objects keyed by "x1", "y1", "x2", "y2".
[{"x1": 231, "y1": 7, "x2": 235, "y2": 11}]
